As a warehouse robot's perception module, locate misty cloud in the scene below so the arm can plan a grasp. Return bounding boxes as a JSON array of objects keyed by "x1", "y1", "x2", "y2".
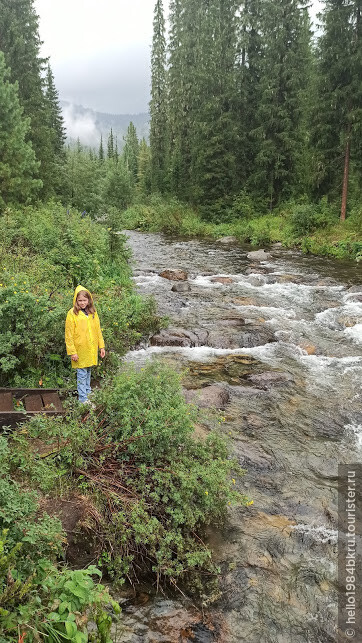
[
  {"x1": 62, "y1": 103, "x2": 101, "y2": 146},
  {"x1": 54, "y1": 45, "x2": 151, "y2": 114}
]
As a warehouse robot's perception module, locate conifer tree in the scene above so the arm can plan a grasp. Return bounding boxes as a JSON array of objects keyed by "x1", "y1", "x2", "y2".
[
  {"x1": 188, "y1": 0, "x2": 239, "y2": 207},
  {"x1": 137, "y1": 138, "x2": 152, "y2": 196},
  {"x1": 248, "y1": 0, "x2": 312, "y2": 207},
  {"x1": 150, "y1": 0, "x2": 168, "y2": 192},
  {"x1": 314, "y1": 0, "x2": 362, "y2": 218},
  {"x1": 45, "y1": 64, "x2": 66, "y2": 156},
  {"x1": 123, "y1": 122, "x2": 139, "y2": 185},
  {"x1": 0, "y1": 52, "x2": 41, "y2": 208},
  {"x1": 107, "y1": 128, "x2": 114, "y2": 159},
  {"x1": 0, "y1": 0, "x2": 57, "y2": 196},
  {"x1": 99, "y1": 135, "x2": 104, "y2": 161},
  {"x1": 236, "y1": 0, "x2": 264, "y2": 185}
]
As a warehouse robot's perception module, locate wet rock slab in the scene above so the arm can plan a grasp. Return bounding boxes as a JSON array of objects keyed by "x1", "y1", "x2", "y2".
[
  {"x1": 183, "y1": 385, "x2": 230, "y2": 409},
  {"x1": 234, "y1": 441, "x2": 274, "y2": 469},
  {"x1": 246, "y1": 371, "x2": 294, "y2": 388}
]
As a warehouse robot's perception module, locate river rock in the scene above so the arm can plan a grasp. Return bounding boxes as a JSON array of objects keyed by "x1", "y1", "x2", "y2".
[
  {"x1": 347, "y1": 293, "x2": 362, "y2": 303},
  {"x1": 211, "y1": 276, "x2": 234, "y2": 284},
  {"x1": 216, "y1": 236, "x2": 238, "y2": 244},
  {"x1": 298, "y1": 342, "x2": 316, "y2": 355},
  {"x1": 183, "y1": 385, "x2": 230, "y2": 409},
  {"x1": 246, "y1": 371, "x2": 294, "y2": 388},
  {"x1": 150, "y1": 328, "x2": 198, "y2": 347},
  {"x1": 245, "y1": 265, "x2": 273, "y2": 275},
  {"x1": 236, "y1": 327, "x2": 277, "y2": 348},
  {"x1": 171, "y1": 282, "x2": 191, "y2": 292},
  {"x1": 347, "y1": 285, "x2": 362, "y2": 294},
  {"x1": 206, "y1": 331, "x2": 237, "y2": 349},
  {"x1": 314, "y1": 277, "x2": 339, "y2": 287},
  {"x1": 274, "y1": 274, "x2": 306, "y2": 284},
  {"x1": 159, "y1": 269, "x2": 188, "y2": 281},
  {"x1": 232, "y1": 296, "x2": 258, "y2": 306},
  {"x1": 222, "y1": 317, "x2": 246, "y2": 327},
  {"x1": 247, "y1": 249, "x2": 272, "y2": 261},
  {"x1": 228, "y1": 385, "x2": 268, "y2": 398}
]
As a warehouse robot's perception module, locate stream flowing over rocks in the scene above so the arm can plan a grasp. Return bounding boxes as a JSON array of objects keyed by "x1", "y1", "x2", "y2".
[{"x1": 117, "y1": 232, "x2": 362, "y2": 643}]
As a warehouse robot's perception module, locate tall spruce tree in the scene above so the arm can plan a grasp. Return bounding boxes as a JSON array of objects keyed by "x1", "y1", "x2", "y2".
[
  {"x1": 137, "y1": 138, "x2": 152, "y2": 196},
  {"x1": 167, "y1": 0, "x2": 195, "y2": 198},
  {"x1": 248, "y1": 0, "x2": 312, "y2": 207},
  {"x1": 0, "y1": 0, "x2": 59, "y2": 197},
  {"x1": 236, "y1": 0, "x2": 264, "y2": 186},
  {"x1": 107, "y1": 128, "x2": 115, "y2": 159},
  {"x1": 314, "y1": 0, "x2": 362, "y2": 218},
  {"x1": 150, "y1": 0, "x2": 168, "y2": 192},
  {"x1": 45, "y1": 64, "x2": 66, "y2": 156},
  {"x1": 0, "y1": 52, "x2": 41, "y2": 208},
  {"x1": 188, "y1": 0, "x2": 239, "y2": 208},
  {"x1": 99, "y1": 135, "x2": 105, "y2": 161},
  {"x1": 123, "y1": 122, "x2": 139, "y2": 185}
]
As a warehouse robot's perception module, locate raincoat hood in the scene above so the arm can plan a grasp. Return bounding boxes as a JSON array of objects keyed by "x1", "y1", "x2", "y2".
[{"x1": 73, "y1": 285, "x2": 94, "y2": 307}]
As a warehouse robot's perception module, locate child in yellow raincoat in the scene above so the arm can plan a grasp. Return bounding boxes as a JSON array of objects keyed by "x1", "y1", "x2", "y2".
[{"x1": 65, "y1": 285, "x2": 105, "y2": 403}]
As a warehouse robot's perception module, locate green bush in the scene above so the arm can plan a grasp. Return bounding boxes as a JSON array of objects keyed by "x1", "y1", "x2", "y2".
[{"x1": 289, "y1": 200, "x2": 337, "y2": 237}]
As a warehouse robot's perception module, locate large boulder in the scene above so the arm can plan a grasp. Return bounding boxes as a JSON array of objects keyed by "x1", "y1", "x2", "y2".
[
  {"x1": 211, "y1": 276, "x2": 234, "y2": 284},
  {"x1": 171, "y1": 282, "x2": 191, "y2": 292},
  {"x1": 236, "y1": 327, "x2": 277, "y2": 348},
  {"x1": 216, "y1": 236, "x2": 238, "y2": 244},
  {"x1": 247, "y1": 249, "x2": 272, "y2": 261},
  {"x1": 183, "y1": 385, "x2": 230, "y2": 409},
  {"x1": 159, "y1": 269, "x2": 188, "y2": 281},
  {"x1": 150, "y1": 328, "x2": 198, "y2": 347}
]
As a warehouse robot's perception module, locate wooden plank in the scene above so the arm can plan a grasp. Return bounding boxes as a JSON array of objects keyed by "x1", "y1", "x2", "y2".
[
  {"x1": 42, "y1": 392, "x2": 63, "y2": 412},
  {"x1": 0, "y1": 388, "x2": 59, "y2": 396},
  {"x1": 24, "y1": 395, "x2": 43, "y2": 412},
  {"x1": 0, "y1": 392, "x2": 13, "y2": 412}
]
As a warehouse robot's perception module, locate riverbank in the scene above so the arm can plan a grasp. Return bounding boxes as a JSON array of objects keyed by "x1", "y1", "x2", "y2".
[{"x1": 119, "y1": 197, "x2": 362, "y2": 261}]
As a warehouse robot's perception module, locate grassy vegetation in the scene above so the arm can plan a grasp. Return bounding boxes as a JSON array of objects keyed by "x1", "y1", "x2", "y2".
[{"x1": 119, "y1": 195, "x2": 362, "y2": 260}]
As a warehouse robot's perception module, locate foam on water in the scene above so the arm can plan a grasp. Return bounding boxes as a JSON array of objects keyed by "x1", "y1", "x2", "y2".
[
  {"x1": 316, "y1": 301, "x2": 362, "y2": 330},
  {"x1": 233, "y1": 304, "x2": 297, "y2": 319},
  {"x1": 345, "y1": 423, "x2": 362, "y2": 452},
  {"x1": 291, "y1": 524, "x2": 338, "y2": 545},
  {"x1": 133, "y1": 274, "x2": 164, "y2": 286},
  {"x1": 344, "y1": 323, "x2": 362, "y2": 345},
  {"x1": 125, "y1": 342, "x2": 281, "y2": 365}
]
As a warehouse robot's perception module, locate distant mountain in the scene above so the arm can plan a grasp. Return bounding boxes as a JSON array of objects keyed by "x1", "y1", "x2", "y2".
[{"x1": 60, "y1": 100, "x2": 149, "y2": 148}]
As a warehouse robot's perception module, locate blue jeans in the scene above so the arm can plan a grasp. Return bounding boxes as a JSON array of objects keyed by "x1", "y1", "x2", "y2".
[{"x1": 77, "y1": 367, "x2": 91, "y2": 403}]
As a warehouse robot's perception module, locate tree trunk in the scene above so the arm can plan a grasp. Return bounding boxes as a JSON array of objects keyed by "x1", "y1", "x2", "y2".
[{"x1": 340, "y1": 136, "x2": 350, "y2": 221}]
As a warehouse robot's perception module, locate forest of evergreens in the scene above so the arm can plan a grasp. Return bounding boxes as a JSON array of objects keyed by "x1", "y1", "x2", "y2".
[{"x1": 0, "y1": 0, "x2": 361, "y2": 233}]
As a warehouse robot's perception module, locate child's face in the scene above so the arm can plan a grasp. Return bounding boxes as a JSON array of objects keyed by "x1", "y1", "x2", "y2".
[{"x1": 77, "y1": 293, "x2": 89, "y2": 309}]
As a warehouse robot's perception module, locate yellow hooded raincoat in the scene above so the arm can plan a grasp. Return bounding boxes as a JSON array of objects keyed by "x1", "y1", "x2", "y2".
[{"x1": 65, "y1": 285, "x2": 105, "y2": 369}]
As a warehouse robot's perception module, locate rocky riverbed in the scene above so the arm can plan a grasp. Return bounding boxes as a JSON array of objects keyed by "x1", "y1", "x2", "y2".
[{"x1": 115, "y1": 232, "x2": 362, "y2": 643}]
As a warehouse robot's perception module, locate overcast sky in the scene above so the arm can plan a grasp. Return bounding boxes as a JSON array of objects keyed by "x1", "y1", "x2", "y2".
[{"x1": 34, "y1": 0, "x2": 323, "y2": 116}]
